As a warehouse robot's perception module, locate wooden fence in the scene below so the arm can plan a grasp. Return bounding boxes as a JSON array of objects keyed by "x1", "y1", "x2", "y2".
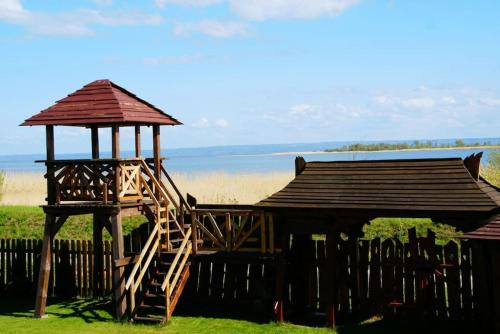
[{"x1": 0, "y1": 227, "x2": 481, "y2": 324}]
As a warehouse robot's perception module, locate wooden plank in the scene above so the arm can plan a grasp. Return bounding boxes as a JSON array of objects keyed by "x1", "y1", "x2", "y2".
[
  {"x1": 381, "y1": 239, "x2": 395, "y2": 315},
  {"x1": 393, "y1": 239, "x2": 404, "y2": 313},
  {"x1": 210, "y1": 261, "x2": 225, "y2": 301},
  {"x1": 444, "y1": 241, "x2": 460, "y2": 320},
  {"x1": 34, "y1": 215, "x2": 55, "y2": 317},
  {"x1": 369, "y1": 238, "x2": 381, "y2": 314},
  {"x1": 460, "y1": 241, "x2": 473, "y2": 320},
  {"x1": 76, "y1": 240, "x2": 82, "y2": 296},
  {"x1": 404, "y1": 241, "x2": 415, "y2": 306},
  {"x1": 111, "y1": 213, "x2": 126, "y2": 320},
  {"x1": 104, "y1": 241, "x2": 112, "y2": 293},
  {"x1": 83, "y1": 240, "x2": 88, "y2": 297},
  {"x1": 317, "y1": 239, "x2": 327, "y2": 311},
  {"x1": 357, "y1": 239, "x2": 369, "y2": 314},
  {"x1": 434, "y1": 244, "x2": 447, "y2": 319}
]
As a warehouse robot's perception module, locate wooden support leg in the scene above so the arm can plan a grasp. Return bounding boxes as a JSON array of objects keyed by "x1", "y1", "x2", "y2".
[
  {"x1": 326, "y1": 231, "x2": 339, "y2": 329},
  {"x1": 93, "y1": 214, "x2": 104, "y2": 297},
  {"x1": 274, "y1": 230, "x2": 290, "y2": 322},
  {"x1": 34, "y1": 214, "x2": 55, "y2": 318},
  {"x1": 111, "y1": 212, "x2": 127, "y2": 320}
]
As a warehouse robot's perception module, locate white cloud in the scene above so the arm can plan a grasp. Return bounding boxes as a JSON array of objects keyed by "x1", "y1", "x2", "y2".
[
  {"x1": 192, "y1": 117, "x2": 211, "y2": 128},
  {"x1": 228, "y1": 0, "x2": 361, "y2": 20},
  {"x1": 290, "y1": 103, "x2": 315, "y2": 115},
  {"x1": 215, "y1": 119, "x2": 229, "y2": 128},
  {"x1": 479, "y1": 97, "x2": 500, "y2": 107},
  {"x1": 173, "y1": 19, "x2": 248, "y2": 38},
  {"x1": 0, "y1": 0, "x2": 163, "y2": 37},
  {"x1": 374, "y1": 95, "x2": 435, "y2": 110},
  {"x1": 155, "y1": 0, "x2": 223, "y2": 7}
]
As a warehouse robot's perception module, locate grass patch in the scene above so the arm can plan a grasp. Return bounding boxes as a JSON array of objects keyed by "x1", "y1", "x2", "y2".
[
  {"x1": 0, "y1": 297, "x2": 334, "y2": 334},
  {"x1": 0, "y1": 297, "x2": 478, "y2": 334},
  {"x1": 363, "y1": 218, "x2": 460, "y2": 245},
  {"x1": 0, "y1": 206, "x2": 147, "y2": 240}
]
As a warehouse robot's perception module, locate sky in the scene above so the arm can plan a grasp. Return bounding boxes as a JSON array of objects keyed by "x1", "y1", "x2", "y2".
[{"x1": 0, "y1": 0, "x2": 499, "y2": 155}]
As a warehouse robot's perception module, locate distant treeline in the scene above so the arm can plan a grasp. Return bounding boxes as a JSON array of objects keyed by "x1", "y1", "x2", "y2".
[{"x1": 324, "y1": 139, "x2": 498, "y2": 153}]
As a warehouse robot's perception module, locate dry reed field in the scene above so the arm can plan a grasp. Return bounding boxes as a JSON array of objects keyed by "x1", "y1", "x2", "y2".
[{"x1": 0, "y1": 171, "x2": 294, "y2": 206}]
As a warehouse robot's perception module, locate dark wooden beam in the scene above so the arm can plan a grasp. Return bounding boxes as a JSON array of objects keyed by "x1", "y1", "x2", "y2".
[
  {"x1": 91, "y1": 127, "x2": 99, "y2": 159},
  {"x1": 134, "y1": 125, "x2": 141, "y2": 157},
  {"x1": 152, "y1": 124, "x2": 161, "y2": 180},
  {"x1": 325, "y1": 231, "x2": 339, "y2": 328},
  {"x1": 112, "y1": 126, "x2": 120, "y2": 203},
  {"x1": 46, "y1": 125, "x2": 56, "y2": 205},
  {"x1": 114, "y1": 255, "x2": 140, "y2": 268},
  {"x1": 295, "y1": 156, "x2": 306, "y2": 176},
  {"x1": 50, "y1": 215, "x2": 68, "y2": 238},
  {"x1": 111, "y1": 126, "x2": 120, "y2": 159},
  {"x1": 34, "y1": 214, "x2": 56, "y2": 318},
  {"x1": 274, "y1": 225, "x2": 290, "y2": 322},
  {"x1": 93, "y1": 214, "x2": 104, "y2": 297},
  {"x1": 111, "y1": 213, "x2": 127, "y2": 319}
]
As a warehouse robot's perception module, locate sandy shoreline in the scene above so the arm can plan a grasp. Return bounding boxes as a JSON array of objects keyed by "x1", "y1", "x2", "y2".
[{"x1": 269, "y1": 145, "x2": 500, "y2": 156}]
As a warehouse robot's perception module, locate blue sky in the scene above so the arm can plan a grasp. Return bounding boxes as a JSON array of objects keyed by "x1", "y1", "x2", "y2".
[{"x1": 1, "y1": 0, "x2": 499, "y2": 155}]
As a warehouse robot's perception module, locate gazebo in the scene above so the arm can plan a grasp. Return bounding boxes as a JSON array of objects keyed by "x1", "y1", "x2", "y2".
[
  {"x1": 256, "y1": 155, "x2": 500, "y2": 329},
  {"x1": 21, "y1": 79, "x2": 191, "y2": 321}
]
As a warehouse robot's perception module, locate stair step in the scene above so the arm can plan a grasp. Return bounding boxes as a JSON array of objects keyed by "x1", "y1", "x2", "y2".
[
  {"x1": 133, "y1": 316, "x2": 164, "y2": 324},
  {"x1": 144, "y1": 292, "x2": 165, "y2": 299},
  {"x1": 139, "y1": 304, "x2": 166, "y2": 311}
]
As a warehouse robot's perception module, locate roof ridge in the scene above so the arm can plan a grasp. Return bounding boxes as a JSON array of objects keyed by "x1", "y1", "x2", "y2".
[{"x1": 21, "y1": 79, "x2": 182, "y2": 126}]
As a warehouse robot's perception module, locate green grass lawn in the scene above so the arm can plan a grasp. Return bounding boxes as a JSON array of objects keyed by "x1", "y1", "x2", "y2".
[
  {"x1": 0, "y1": 297, "x2": 335, "y2": 334},
  {"x1": 0, "y1": 205, "x2": 462, "y2": 243},
  {"x1": 0, "y1": 297, "x2": 478, "y2": 334},
  {"x1": 0, "y1": 205, "x2": 148, "y2": 240}
]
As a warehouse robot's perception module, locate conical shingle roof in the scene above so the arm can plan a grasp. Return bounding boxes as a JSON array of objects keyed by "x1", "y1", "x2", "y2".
[{"x1": 21, "y1": 79, "x2": 181, "y2": 126}]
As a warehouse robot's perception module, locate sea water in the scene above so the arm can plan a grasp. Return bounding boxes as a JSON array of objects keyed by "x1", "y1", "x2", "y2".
[{"x1": 0, "y1": 138, "x2": 498, "y2": 173}]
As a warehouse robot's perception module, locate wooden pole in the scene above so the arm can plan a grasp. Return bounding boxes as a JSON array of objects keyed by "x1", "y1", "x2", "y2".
[
  {"x1": 93, "y1": 214, "x2": 104, "y2": 297},
  {"x1": 326, "y1": 231, "x2": 339, "y2": 328},
  {"x1": 46, "y1": 125, "x2": 55, "y2": 205},
  {"x1": 112, "y1": 126, "x2": 120, "y2": 203},
  {"x1": 112, "y1": 126, "x2": 120, "y2": 159},
  {"x1": 34, "y1": 214, "x2": 55, "y2": 318},
  {"x1": 134, "y1": 125, "x2": 141, "y2": 157},
  {"x1": 274, "y1": 225, "x2": 290, "y2": 323},
  {"x1": 91, "y1": 127, "x2": 99, "y2": 159},
  {"x1": 152, "y1": 125, "x2": 161, "y2": 180},
  {"x1": 111, "y1": 212, "x2": 127, "y2": 319}
]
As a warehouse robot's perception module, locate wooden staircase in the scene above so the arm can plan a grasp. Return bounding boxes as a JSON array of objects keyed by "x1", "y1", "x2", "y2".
[{"x1": 124, "y1": 160, "x2": 194, "y2": 324}]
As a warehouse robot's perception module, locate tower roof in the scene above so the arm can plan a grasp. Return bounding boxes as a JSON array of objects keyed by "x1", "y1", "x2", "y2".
[{"x1": 21, "y1": 79, "x2": 182, "y2": 127}]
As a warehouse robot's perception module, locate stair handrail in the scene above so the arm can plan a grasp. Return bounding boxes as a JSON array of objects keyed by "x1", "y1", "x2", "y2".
[
  {"x1": 161, "y1": 227, "x2": 192, "y2": 293},
  {"x1": 125, "y1": 223, "x2": 160, "y2": 291}
]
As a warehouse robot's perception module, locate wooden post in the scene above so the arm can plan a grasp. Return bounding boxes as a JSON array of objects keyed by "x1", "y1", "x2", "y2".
[
  {"x1": 112, "y1": 126, "x2": 120, "y2": 159},
  {"x1": 34, "y1": 214, "x2": 55, "y2": 318},
  {"x1": 191, "y1": 212, "x2": 198, "y2": 254},
  {"x1": 93, "y1": 215, "x2": 104, "y2": 297},
  {"x1": 152, "y1": 125, "x2": 161, "y2": 180},
  {"x1": 134, "y1": 125, "x2": 141, "y2": 157},
  {"x1": 111, "y1": 212, "x2": 127, "y2": 319},
  {"x1": 91, "y1": 126, "x2": 99, "y2": 159},
  {"x1": 274, "y1": 226, "x2": 290, "y2": 323},
  {"x1": 112, "y1": 126, "x2": 120, "y2": 203},
  {"x1": 326, "y1": 231, "x2": 339, "y2": 328},
  {"x1": 46, "y1": 125, "x2": 56, "y2": 205}
]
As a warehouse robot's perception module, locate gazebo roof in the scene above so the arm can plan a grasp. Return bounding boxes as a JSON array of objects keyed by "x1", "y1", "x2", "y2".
[
  {"x1": 21, "y1": 79, "x2": 182, "y2": 127},
  {"x1": 256, "y1": 156, "x2": 500, "y2": 214}
]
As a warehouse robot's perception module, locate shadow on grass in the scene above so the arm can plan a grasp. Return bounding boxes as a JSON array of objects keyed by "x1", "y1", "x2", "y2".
[{"x1": 0, "y1": 296, "x2": 115, "y2": 324}]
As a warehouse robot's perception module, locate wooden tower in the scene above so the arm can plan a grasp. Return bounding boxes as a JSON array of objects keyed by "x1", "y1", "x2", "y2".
[{"x1": 21, "y1": 79, "x2": 194, "y2": 321}]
